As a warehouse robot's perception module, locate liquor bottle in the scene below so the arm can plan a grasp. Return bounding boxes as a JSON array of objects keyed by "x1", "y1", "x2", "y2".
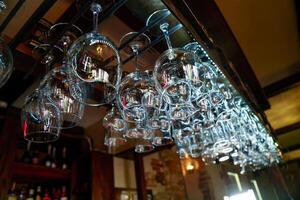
[
  {"x1": 31, "y1": 150, "x2": 39, "y2": 165},
  {"x1": 61, "y1": 147, "x2": 68, "y2": 170},
  {"x1": 7, "y1": 182, "x2": 17, "y2": 200},
  {"x1": 42, "y1": 189, "x2": 51, "y2": 200},
  {"x1": 26, "y1": 187, "x2": 35, "y2": 200},
  {"x1": 44, "y1": 144, "x2": 52, "y2": 167},
  {"x1": 22, "y1": 142, "x2": 32, "y2": 164},
  {"x1": 60, "y1": 186, "x2": 67, "y2": 200},
  {"x1": 19, "y1": 187, "x2": 27, "y2": 200},
  {"x1": 52, "y1": 188, "x2": 60, "y2": 200},
  {"x1": 35, "y1": 186, "x2": 42, "y2": 200},
  {"x1": 51, "y1": 147, "x2": 57, "y2": 168}
]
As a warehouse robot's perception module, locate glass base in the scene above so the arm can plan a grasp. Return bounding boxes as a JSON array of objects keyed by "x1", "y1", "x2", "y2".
[
  {"x1": 152, "y1": 136, "x2": 173, "y2": 146},
  {"x1": 24, "y1": 132, "x2": 59, "y2": 143},
  {"x1": 135, "y1": 144, "x2": 154, "y2": 153}
]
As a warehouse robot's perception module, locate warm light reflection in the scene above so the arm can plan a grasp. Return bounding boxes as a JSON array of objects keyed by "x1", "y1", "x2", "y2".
[
  {"x1": 186, "y1": 163, "x2": 195, "y2": 171},
  {"x1": 181, "y1": 158, "x2": 203, "y2": 175}
]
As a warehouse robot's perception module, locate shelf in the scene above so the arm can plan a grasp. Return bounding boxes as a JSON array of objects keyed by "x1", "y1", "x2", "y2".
[
  {"x1": 16, "y1": 42, "x2": 33, "y2": 57},
  {"x1": 12, "y1": 162, "x2": 71, "y2": 181}
]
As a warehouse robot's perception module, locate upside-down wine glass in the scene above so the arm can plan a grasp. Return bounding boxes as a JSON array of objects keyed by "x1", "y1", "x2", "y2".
[
  {"x1": 40, "y1": 24, "x2": 85, "y2": 129},
  {"x1": 146, "y1": 10, "x2": 199, "y2": 123},
  {"x1": 117, "y1": 31, "x2": 152, "y2": 123},
  {"x1": 0, "y1": 39, "x2": 13, "y2": 88},
  {"x1": 68, "y1": 2, "x2": 122, "y2": 106},
  {"x1": 21, "y1": 89, "x2": 62, "y2": 143},
  {"x1": 147, "y1": 10, "x2": 202, "y2": 106},
  {"x1": 103, "y1": 104, "x2": 127, "y2": 147}
]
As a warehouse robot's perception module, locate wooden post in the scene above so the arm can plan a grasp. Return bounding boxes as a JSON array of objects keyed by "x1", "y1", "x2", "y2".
[
  {"x1": 0, "y1": 108, "x2": 21, "y2": 199},
  {"x1": 134, "y1": 153, "x2": 147, "y2": 200},
  {"x1": 91, "y1": 151, "x2": 114, "y2": 200}
]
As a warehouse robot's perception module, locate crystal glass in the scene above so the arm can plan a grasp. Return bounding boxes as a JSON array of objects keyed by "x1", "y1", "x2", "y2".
[
  {"x1": 118, "y1": 71, "x2": 156, "y2": 123},
  {"x1": 103, "y1": 106, "x2": 127, "y2": 147},
  {"x1": 103, "y1": 106, "x2": 128, "y2": 133},
  {"x1": 151, "y1": 110, "x2": 173, "y2": 146},
  {"x1": 40, "y1": 63, "x2": 85, "y2": 129},
  {"x1": 117, "y1": 32, "x2": 153, "y2": 123},
  {"x1": 147, "y1": 10, "x2": 200, "y2": 106},
  {"x1": 0, "y1": 40, "x2": 13, "y2": 88},
  {"x1": 104, "y1": 129, "x2": 127, "y2": 147},
  {"x1": 135, "y1": 138, "x2": 155, "y2": 153},
  {"x1": 47, "y1": 22, "x2": 83, "y2": 50},
  {"x1": 125, "y1": 121, "x2": 152, "y2": 139},
  {"x1": 68, "y1": 3, "x2": 122, "y2": 106},
  {"x1": 32, "y1": 44, "x2": 63, "y2": 67},
  {"x1": 39, "y1": 29, "x2": 85, "y2": 129},
  {"x1": 0, "y1": 1, "x2": 6, "y2": 12},
  {"x1": 21, "y1": 90, "x2": 62, "y2": 143}
]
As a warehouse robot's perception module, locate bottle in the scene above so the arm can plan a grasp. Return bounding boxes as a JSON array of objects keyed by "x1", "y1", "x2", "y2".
[
  {"x1": 22, "y1": 142, "x2": 32, "y2": 164},
  {"x1": 31, "y1": 149, "x2": 39, "y2": 165},
  {"x1": 26, "y1": 187, "x2": 35, "y2": 200},
  {"x1": 7, "y1": 182, "x2": 17, "y2": 200},
  {"x1": 61, "y1": 147, "x2": 68, "y2": 170},
  {"x1": 35, "y1": 186, "x2": 42, "y2": 200},
  {"x1": 44, "y1": 144, "x2": 52, "y2": 167},
  {"x1": 52, "y1": 188, "x2": 60, "y2": 200},
  {"x1": 51, "y1": 147, "x2": 57, "y2": 168},
  {"x1": 42, "y1": 189, "x2": 51, "y2": 200},
  {"x1": 19, "y1": 187, "x2": 27, "y2": 200},
  {"x1": 60, "y1": 186, "x2": 67, "y2": 200}
]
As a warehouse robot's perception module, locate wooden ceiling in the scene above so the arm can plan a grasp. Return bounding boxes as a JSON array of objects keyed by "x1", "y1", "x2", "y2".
[{"x1": 215, "y1": 0, "x2": 300, "y2": 160}]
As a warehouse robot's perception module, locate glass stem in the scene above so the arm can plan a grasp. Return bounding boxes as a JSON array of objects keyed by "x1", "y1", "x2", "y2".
[
  {"x1": 93, "y1": 11, "x2": 99, "y2": 32},
  {"x1": 160, "y1": 23, "x2": 175, "y2": 60},
  {"x1": 91, "y1": 3, "x2": 102, "y2": 32},
  {"x1": 132, "y1": 47, "x2": 140, "y2": 72}
]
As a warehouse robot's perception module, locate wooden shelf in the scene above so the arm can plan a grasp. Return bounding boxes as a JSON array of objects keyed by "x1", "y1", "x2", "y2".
[
  {"x1": 16, "y1": 42, "x2": 33, "y2": 57},
  {"x1": 12, "y1": 162, "x2": 71, "y2": 181}
]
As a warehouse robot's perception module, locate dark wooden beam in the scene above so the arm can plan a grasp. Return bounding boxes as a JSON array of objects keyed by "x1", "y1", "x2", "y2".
[
  {"x1": 91, "y1": 151, "x2": 114, "y2": 200},
  {"x1": 163, "y1": 0, "x2": 270, "y2": 110},
  {"x1": 134, "y1": 152, "x2": 147, "y2": 200},
  {"x1": 0, "y1": 0, "x2": 26, "y2": 33},
  {"x1": 114, "y1": 4, "x2": 167, "y2": 53},
  {"x1": 263, "y1": 72, "x2": 300, "y2": 98},
  {"x1": 281, "y1": 143, "x2": 300, "y2": 153},
  {"x1": 0, "y1": 107, "x2": 21, "y2": 199},
  {"x1": 9, "y1": 0, "x2": 57, "y2": 49},
  {"x1": 274, "y1": 121, "x2": 300, "y2": 136},
  {"x1": 294, "y1": 0, "x2": 300, "y2": 37}
]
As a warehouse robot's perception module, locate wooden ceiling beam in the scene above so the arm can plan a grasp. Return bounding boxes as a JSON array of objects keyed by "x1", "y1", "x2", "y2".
[
  {"x1": 281, "y1": 143, "x2": 300, "y2": 153},
  {"x1": 9, "y1": 0, "x2": 58, "y2": 49},
  {"x1": 274, "y1": 121, "x2": 300, "y2": 136},
  {"x1": 263, "y1": 72, "x2": 300, "y2": 98}
]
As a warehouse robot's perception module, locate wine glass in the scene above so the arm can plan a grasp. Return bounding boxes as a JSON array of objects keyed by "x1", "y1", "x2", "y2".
[
  {"x1": 21, "y1": 89, "x2": 62, "y2": 143},
  {"x1": 146, "y1": 9, "x2": 200, "y2": 106},
  {"x1": 125, "y1": 121, "x2": 152, "y2": 139},
  {"x1": 104, "y1": 128, "x2": 127, "y2": 147},
  {"x1": 40, "y1": 64, "x2": 85, "y2": 129},
  {"x1": 135, "y1": 138, "x2": 155, "y2": 153},
  {"x1": 39, "y1": 31, "x2": 85, "y2": 129},
  {"x1": 47, "y1": 22, "x2": 83, "y2": 50},
  {"x1": 32, "y1": 44, "x2": 63, "y2": 73},
  {"x1": 117, "y1": 32, "x2": 153, "y2": 123},
  {"x1": 103, "y1": 105, "x2": 128, "y2": 133},
  {"x1": 68, "y1": 3, "x2": 122, "y2": 106},
  {"x1": 0, "y1": 39, "x2": 13, "y2": 88},
  {"x1": 0, "y1": 1, "x2": 6, "y2": 13}
]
